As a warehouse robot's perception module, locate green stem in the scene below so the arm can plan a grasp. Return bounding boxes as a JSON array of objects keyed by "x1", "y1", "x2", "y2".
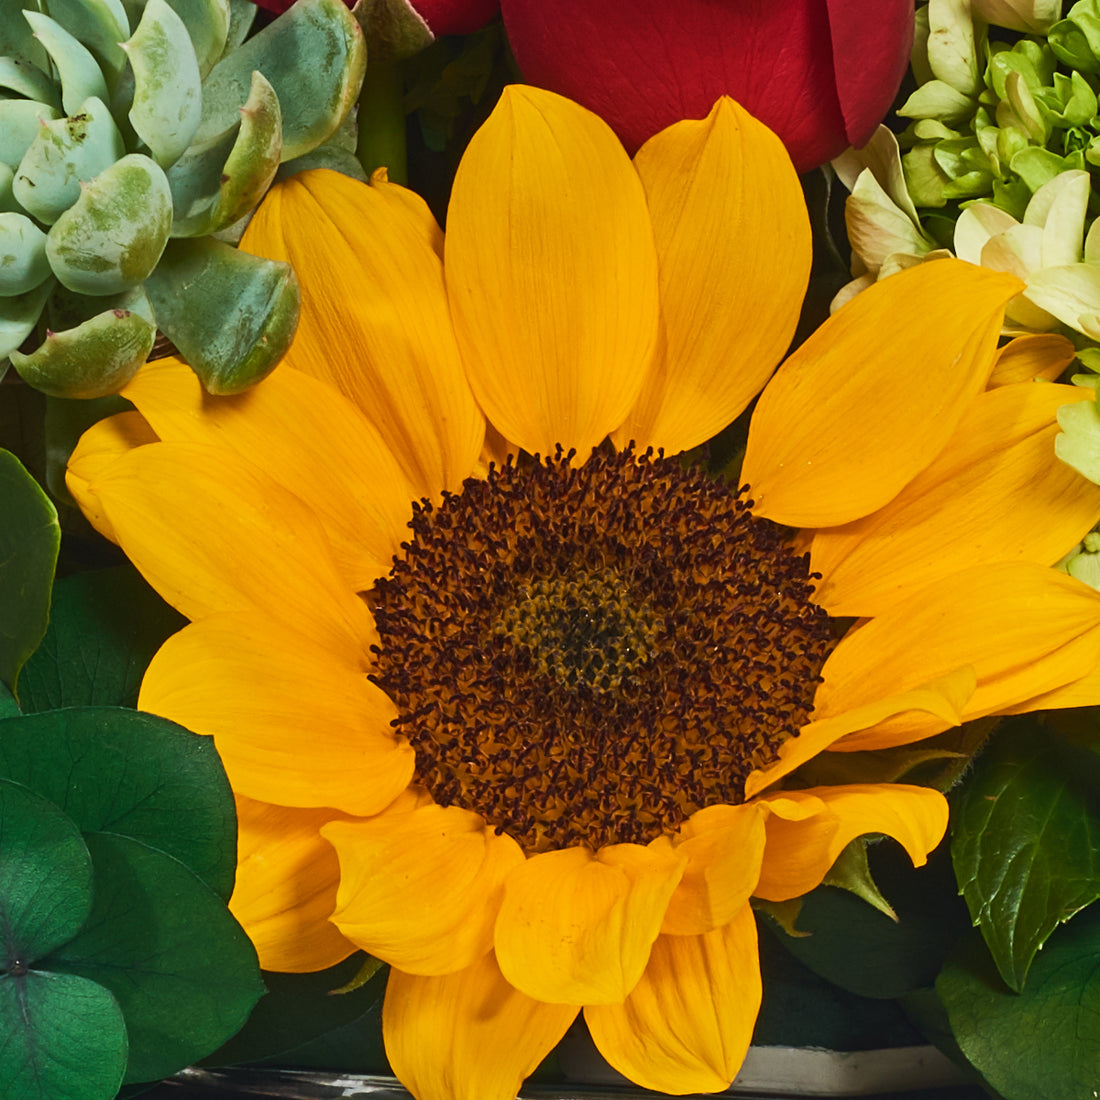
[{"x1": 356, "y1": 61, "x2": 407, "y2": 185}]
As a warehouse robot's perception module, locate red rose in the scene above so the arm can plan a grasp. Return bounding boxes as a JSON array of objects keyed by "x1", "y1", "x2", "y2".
[{"x1": 499, "y1": 0, "x2": 913, "y2": 171}]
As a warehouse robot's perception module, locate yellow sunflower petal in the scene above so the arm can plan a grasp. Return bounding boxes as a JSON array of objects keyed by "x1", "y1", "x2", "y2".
[
  {"x1": 741, "y1": 260, "x2": 1022, "y2": 527},
  {"x1": 612, "y1": 98, "x2": 810, "y2": 455},
  {"x1": 321, "y1": 805, "x2": 525, "y2": 976},
  {"x1": 66, "y1": 410, "x2": 158, "y2": 542},
  {"x1": 814, "y1": 562, "x2": 1100, "y2": 751},
  {"x1": 138, "y1": 611, "x2": 412, "y2": 816},
  {"x1": 123, "y1": 358, "x2": 415, "y2": 591},
  {"x1": 988, "y1": 333, "x2": 1076, "y2": 386},
  {"x1": 445, "y1": 85, "x2": 659, "y2": 457},
  {"x1": 743, "y1": 667, "x2": 976, "y2": 799},
  {"x1": 82, "y1": 441, "x2": 375, "y2": 655},
  {"x1": 494, "y1": 842, "x2": 686, "y2": 1006},
  {"x1": 810, "y1": 383, "x2": 1100, "y2": 616},
  {"x1": 754, "y1": 785, "x2": 948, "y2": 902},
  {"x1": 240, "y1": 168, "x2": 484, "y2": 498},
  {"x1": 655, "y1": 803, "x2": 767, "y2": 936},
  {"x1": 383, "y1": 953, "x2": 578, "y2": 1100},
  {"x1": 231, "y1": 795, "x2": 356, "y2": 972},
  {"x1": 585, "y1": 906, "x2": 761, "y2": 1095}
]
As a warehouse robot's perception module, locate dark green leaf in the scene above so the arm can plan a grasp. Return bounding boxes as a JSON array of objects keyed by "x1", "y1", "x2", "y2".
[
  {"x1": 761, "y1": 840, "x2": 970, "y2": 1000},
  {"x1": 0, "y1": 448, "x2": 60, "y2": 696},
  {"x1": 937, "y1": 906, "x2": 1100, "y2": 1100},
  {"x1": 17, "y1": 565, "x2": 185, "y2": 713},
  {"x1": 203, "y1": 954, "x2": 387, "y2": 1068},
  {"x1": 0, "y1": 970, "x2": 127, "y2": 1100},
  {"x1": 46, "y1": 832, "x2": 264, "y2": 1085},
  {"x1": 951, "y1": 717, "x2": 1100, "y2": 990},
  {"x1": 0, "y1": 706, "x2": 236, "y2": 900},
  {"x1": 0, "y1": 778, "x2": 92, "y2": 965}
]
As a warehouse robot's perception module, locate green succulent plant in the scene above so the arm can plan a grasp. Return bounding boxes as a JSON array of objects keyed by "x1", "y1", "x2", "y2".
[{"x1": 0, "y1": 0, "x2": 366, "y2": 397}]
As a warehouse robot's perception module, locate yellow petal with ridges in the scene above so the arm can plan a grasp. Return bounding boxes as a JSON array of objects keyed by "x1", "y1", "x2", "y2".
[
  {"x1": 655, "y1": 803, "x2": 767, "y2": 936},
  {"x1": 744, "y1": 667, "x2": 976, "y2": 799},
  {"x1": 613, "y1": 98, "x2": 810, "y2": 455},
  {"x1": 241, "y1": 168, "x2": 484, "y2": 498},
  {"x1": 122, "y1": 358, "x2": 415, "y2": 592},
  {"x1": 383, "y1": 953, "x2": 578, "y2": 1100},
  {"x1": 815, "y1": 562, "x2": 1100, "y2": 750},
  {"x1": 66, "y1": 410, "x2": 159, "y2": 543},
  {"x1": 988, "y1": 333, "x2": 1075, "y2": 386},
  {"x1": 446, "y1": 85, "x2": 659, "y2": 458},
  {"x1": 585, "y1": 906, "x2": 761, "y2": 1096},
  {"x1": 494, "y1": 842, "x2": 686, "y2": 1006},
  {"x1": 754, "y1": 785, "x2": 948, "y2": 901},
  {"x1": 139, "y1": 611, "x2": 412, "y2": 815},
  {"x1": 85, "y1": 441, "x2": 376, "y2": 656},
  {"x1": 811, "y1": 383, "x2": 1100, "y2": 616},
  {"x1": 741, "y1": 260, "x2": 1022, "y2": 527},
  {"x1": 231, "y1": 795, "x2": 356, "y2": 973},
  {"x1": 323, "y1": 805, "x2": 524, "y2": 976}
]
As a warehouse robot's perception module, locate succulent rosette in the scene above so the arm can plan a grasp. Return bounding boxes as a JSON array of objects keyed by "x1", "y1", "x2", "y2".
[
  {"x1": 0, "y1": 0, "x2": 365, "y2": 397},
  {"x1": 67, "y1": 88, "x2": 1100, "y2": 1099}
]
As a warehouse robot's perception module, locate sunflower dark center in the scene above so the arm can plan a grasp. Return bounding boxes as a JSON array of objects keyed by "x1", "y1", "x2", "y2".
[{"x1": 368, "y1": 447, "x2": 836, "y2": 854}]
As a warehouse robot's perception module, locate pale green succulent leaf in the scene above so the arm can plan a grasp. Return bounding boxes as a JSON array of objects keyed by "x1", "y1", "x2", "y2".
[
  {"x1": 145, "y1": 236, "x2": 299, "y2": 393},
  {"x1": 1055, "y1": 393, "x2": 1100, "y2": 482},
  {"x1": 217, "y1": 0, "x2": 257, "y2": 64},
  {"x1": 123, "y1": 0, "x2": 203, "y2": 168},
  {"x1": 169, "y1": 69, "x2": 282, "y2": 237},
  {"x1": 13, "y1": 96, "x2": 126, "y2": 225},
  {"x1": 0, "y1": 0, "x2": 47, "y2": 68},
  {"x1": 197, "y1": 0, "x2": 366, "y2": 162},
  {"x1": 1025, "y1": 262, "x2": 1100, "y2": 335},
  {"x1": 47, "y1": 282, "x2": 156, "y2": 333},
  {"x1": 277, "y1": 133, "x2": 370, "y2": 182},
  {"x1": 352, "y1": 0, "x2": 433, "y2": 64},
  {"x1": 0, "y1": 57, "x2": 60, "y2": 107},
  {"x1": 0, "y1": 276, "x2": 53, "y2": 359},
  {"x1": 898, "y1": 79, "x2": 978, "y2": 123},
  {"x1": 9, "y1": 304, "x2": 154, "y2": 397},
  {"x1": 0, "y1": 163, "x2": 16, "y2": 213},
  {"x1": 0, "y1": 212, "x2": 51, "y2": 295},
  {"x1": 168, "y1": 0, "x2": 231, "y2": 79},
  {"x1": 0, "y1": 99, "x2": 62, "y2": 170},
  {"x1": 40, "y1": 0, "x2": 131, "y2": 87},
  {"x1": 46, "y1": 153, "x2": 173, "y2": 295},
  {"x1": 23, "y1": 11, "x2": 110, "y2": 115}
]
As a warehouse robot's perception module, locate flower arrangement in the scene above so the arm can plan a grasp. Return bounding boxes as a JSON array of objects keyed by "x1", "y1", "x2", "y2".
[{"x1": 3, "y1": 2, "x2": 1100, "y2": 1100}]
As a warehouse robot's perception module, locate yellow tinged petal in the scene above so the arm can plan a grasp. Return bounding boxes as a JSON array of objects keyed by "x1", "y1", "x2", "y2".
[
  {"x1": 741, "y1": 260, "x2": 1022, "y2": 527},
  {"x1": 613, "y1": 99, "x2": 810, "y2": 455},
  {"x1": 655, "y1": 803, "x2": 767, "y2": 936},
  {"x1": 66, "y1": 410, "x2": 158, "y2": 543},
  {"x1": 383, "y1": 953, "x2": 578, "y2": 1100},
  {"x1": 585, "y1": 906, "x2": 761, "y2": 1096},
  {"x1": 322, "y1": 805, "x2": 524, "y2": 976},
  {"x1": 445, "y1": 85, "x2": 659, "y2": 457},
  {"x1": 988, "y1": 333, "x2": 1076, "y2": 386},
  {"x1": 754, "y1": 785, "x2": 948, "y2": 902},
  {"x1": 231, "y1": 795, "x2": 356, "y2": 973},
  {"x1": 744, "y1": 667, "x2": 976, "y2": 799},
  {"x1": 123, "y1": 359, "x2": 415, "y2": 591},
  {"x1": 494, "y1": 842, "x2": 686, "y2": 1006},
  {"x1": 241, "y1": 169, "x2": 484, "y2": 498},
  {"x1": 814, "y1": 562, "x2": 1100, "y2": 750},
  {"x1": 810, "y1": 383, "x2": 1100, "y2": 616},
  {"x1": 368, "y1": 166, "x2": 444, "y2": 259},
  {"x1": 138, "y1": 611, "x2": 413, "y2": 816},
  {"x1": 84, "y1": 441, "x2": 375, "y2": 656}
]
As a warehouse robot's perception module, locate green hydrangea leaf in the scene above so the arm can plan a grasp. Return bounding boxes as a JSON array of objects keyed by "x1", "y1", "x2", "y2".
[
  {"x1": 1056, "y1": 392, "x2": 1100, "y2": 482},
  {"x1": 951, "y1": 717, "x2": 1100, "y2": 991},
  {"x1": 0, "y1": 705, "x2": 236, "y2": 900},
  {"x1": 0, "y1": 448, "x2": 59, "y2": 697},
  {"x1": 937, "y1": 907, "x2": 1100, "y2": 1099},
  {"x1": 17, "y1": 564, "x2": 185, "y2": 712},
  {"x1": 45, "y1": 832, "x2": 263, "y2": 1085},
  {"x1": 0, "y1": 778, "x2": 93, "y2": 962},
  {"x1": 0, "y1": 970, "x2": 127, "y2": 1100}
]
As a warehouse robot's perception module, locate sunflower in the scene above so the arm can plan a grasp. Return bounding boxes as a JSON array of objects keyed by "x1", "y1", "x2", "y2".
[{"x1": 68, "y1": 88, "x2": 1100, "y2": 1099}]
